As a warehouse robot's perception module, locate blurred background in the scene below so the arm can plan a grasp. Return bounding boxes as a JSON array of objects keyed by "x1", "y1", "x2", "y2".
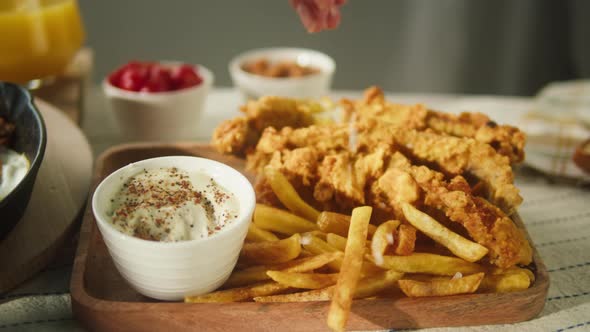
[{"x1": 79, "y1": 0, "x2": 590, "y2": 96}]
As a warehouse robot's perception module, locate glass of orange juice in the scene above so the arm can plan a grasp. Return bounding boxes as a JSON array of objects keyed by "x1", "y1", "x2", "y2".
[{"x1": 0, "y1": 0, "x2": 85, "y2": 85}]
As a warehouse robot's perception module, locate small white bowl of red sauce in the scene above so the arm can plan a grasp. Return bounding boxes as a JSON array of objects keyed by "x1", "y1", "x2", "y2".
[
  {"x1": 92, "y1": 156, "x2": 255, "y2": 301},
  {"x1": 103, "y1": 61, "x2": 214, "y2": 141},
  {"x1": 229, "y1": 47, "x2": 335, "y2": 100}
]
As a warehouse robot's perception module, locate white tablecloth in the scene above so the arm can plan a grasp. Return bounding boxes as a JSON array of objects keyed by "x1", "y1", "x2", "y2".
[{"x1": 1, "y1": 88, "x2": 589, "y2": 332}]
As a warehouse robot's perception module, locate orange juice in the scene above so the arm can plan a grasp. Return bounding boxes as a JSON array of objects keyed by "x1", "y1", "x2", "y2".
[{"x1": 0, "y1": 0, "x2": 85, "y2": 84}]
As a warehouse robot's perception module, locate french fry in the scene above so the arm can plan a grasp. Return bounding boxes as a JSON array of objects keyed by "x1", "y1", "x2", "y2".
[
  {"x1": 354, "y1": 269, "x2": 404, "y2": 299},
  {"x1": 240, "y1": 233, "x2": 301, "y2": 265},
  {"x1": 369, "y1": 253, "x2": 485, "y2": 276},
  {"x1": 326, "y1": 233, "x2": 348, "y2": 252},
  {"x1": 398, "y1": 272, "x2": 485, "y2": 297},
  {"x1": 223, "y1": 267, "x2": 271, "y2": 288},
  {"x1": 302, "y1": 236, "x2": 342, "y2": 271},
  {"x1": 224, "y1": 252, "x2": 343, "y2": 288},
  {"x1": 492, "y1": 266, "x2": 535, "y2": 283},
  {"x1": 326, "y1": 233, "x2": 371, "y2": 253},
  {"x1": 254, "y1": 204, "x2": 318, "y2": 235},
  {"x1": 328, "y1": 206, "x2": 372, "y2": 332},
  {"x1": 254, "y1": 287, "x2": 333, "y2": 302},
  {"x1": 520, "y1": 268, "x2": 535, "y2": 283},
  {"x1": 281, "y1": 252, "x2": 343, "y2": 272},
  {"x1": 302, "y1": 235, "x2": 340, "y2": 254},
  {"x1": 371, "y1": 220, "x2": 400, "y2": 266},
  {"x1": 254, "y1": 269, "x2": 404, "y2": 302},
  {"x1": 401, "y1": 203, "x2": 489, "y2": 262},
  {"x1": 302, "y1": 230, "x2": 328, "y2": 241},
  {"x1": 480, "y1": 268, "x2": 531, "y2": 293},
  {"x1": 305, "y1": 235, "x2": 382, "y2": 277},
  {"x1": 264, "y1": 166, "x2": 320, "y2": 221},
  {"x1": 185, "y1": 281, "x2": 290, "y2": 303},
  {"x1": 245, "y1": 222, "x2": 279, "y2": 242},
  {"x1": 299, "y1": 249, "x2": 315, "y2": 257},
  {"x1": 317, "y1": 211, "x2": 377, "y2": 239},
  {"x1": 393, "y1": 224, "x2": 416, "y2": 255},
  {"x1": 267, "y1": 271, "x2": 339, "y2": 289}
]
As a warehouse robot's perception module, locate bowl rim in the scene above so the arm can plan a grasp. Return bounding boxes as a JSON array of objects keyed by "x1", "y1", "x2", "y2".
[
  {"x1": 92, "y1": 155, "x2": 256, "y2": 249},
  {"x1": 102, "y1": 63, "x2": 214, "y2": 100},
  {"x1": 0, "y1": 82, "x2": 47, "y2": 207},
  {"x1": 229, "y1": 47, "x2": 336, "y2": 82}
]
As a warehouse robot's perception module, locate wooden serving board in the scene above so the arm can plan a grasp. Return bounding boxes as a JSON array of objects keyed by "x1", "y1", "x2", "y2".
[
  {"x1": 0, "y1": 100, "x2": 92, "y2": 292},
  {"x1": 71, "y1": 143, "x2": 549, "y2": 331}
]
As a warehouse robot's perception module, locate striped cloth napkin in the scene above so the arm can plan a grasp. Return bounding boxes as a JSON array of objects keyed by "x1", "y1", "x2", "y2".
[{"x1": 520, "y1": 80, "x2": 590, "y2": 182}]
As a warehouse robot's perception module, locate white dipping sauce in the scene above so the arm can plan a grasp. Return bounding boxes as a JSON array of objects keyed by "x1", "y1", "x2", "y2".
[
  {"x1": 109, "y1": 167, "x2": 239, "y2": 242},
  {"x1": 0, "y1": 147, "x2": 30, "y2": 200}
]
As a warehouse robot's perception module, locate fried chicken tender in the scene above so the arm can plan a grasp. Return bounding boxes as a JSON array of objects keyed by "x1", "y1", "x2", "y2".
[
  {"x1": 212, "y1": 96, "x2": 320, "y2": 155},
  {"x1": 344, "y1": 86, "x2": 525, "y2": 163},
  {"x1": 371, "y1": 168, "x2": 421, "y2": 220},
  {"x1": 315, "y1": 152, "x2": 363, "y2": 208},
  {"x1": 268, "y1": 147, "x2": 319, "y2": 186},
  {"x1": 388, "y1": 152, "x2": 532, "y2": 268},
  {"x1": 392, "y1": 129, "x2": 522, "y2": 215},
  {"x1": 213, "y1": 89, "x2": 532, "y2": 269},
  {"x1": 211, "y1": 117, "x2": 256, "y2": 155},
  {"x1": 246, "y1": 124, "x2": 349, "y2": 173}
]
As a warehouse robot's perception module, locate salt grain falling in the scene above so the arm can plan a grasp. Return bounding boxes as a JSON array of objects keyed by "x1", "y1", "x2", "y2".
[
  {"x1": 386, "y1": 233, "x2": 394, "y2": 245},
  {"x1": 300, "y1": 234, "x2": 312, "y2": 245},
  {"x1": 372, "y1": 251, "x2": 384, "y2": 266}
]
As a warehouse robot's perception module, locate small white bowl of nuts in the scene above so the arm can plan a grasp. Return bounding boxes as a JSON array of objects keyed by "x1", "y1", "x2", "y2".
[{"x1": 229, "y1": 47, "x2": 335, "y2": 100}]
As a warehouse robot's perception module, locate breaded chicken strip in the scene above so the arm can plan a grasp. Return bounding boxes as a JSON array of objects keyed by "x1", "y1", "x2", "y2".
[
  {"x1": 246, "y1": 124, "x2": 349, "y2": 172},
  {"x1": 392, "y1": 129, "x2": 522, "y2": 215},
  {"x1": 212, "y1": 96, "x2": 318, "y2": 155},
  {"x1": 387, "y1": 152, "x2": 532, "y2": 268},
  {"x1": 343, "y1": 86, "x2": 525, "y2": 163}
]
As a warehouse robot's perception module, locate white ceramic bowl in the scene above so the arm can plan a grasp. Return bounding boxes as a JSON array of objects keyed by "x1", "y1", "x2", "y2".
[
  {"x1": 92, "y1": 156, "x2": 255, "y2": 301},
  {"x1": 229, "y1": 47, "x2": 335, "y2": 100},
  {"x1": 103, "y1": 63, "x2": 214, "y2": 142}
]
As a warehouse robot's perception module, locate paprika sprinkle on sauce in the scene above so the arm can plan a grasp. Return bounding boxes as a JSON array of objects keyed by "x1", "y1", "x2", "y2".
[{"x1": 109, "y1": 167, "x2": 238, "y2": 242}]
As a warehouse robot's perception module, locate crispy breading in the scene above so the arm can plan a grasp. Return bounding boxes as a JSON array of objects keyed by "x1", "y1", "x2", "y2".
[
  {"x1": 346, "y1": 86, "x2": 525, "y2": 163},
  {"x1": 246, "y1": 125, "x2": 349, "y2": 173},
  {"x1": 392, "y1": 129, "x2": 522, "y2": 215},
  {"x1": 211, "y1": 117, "x2": 255, "y2": 155},
  {"x1": 267, "y1": 148, "x2": 319, "y2": 186},
  {"x1": 388, "y1": 153, "x2": 531, "y2": 268},
  {"x1": 213, "y1": 89, "x2": 531, "y2": 269},
  {"x1": 343, "y1": 87, "x2": 429, "y2": 133},
  {"x1": 242, "y1": 96, "x2": 316, "y2": 132},
  {"x1": 425, "y1": 111, "x2": 526, "y2": 164},
  {"x1": 211, "y1": 96, "x2": 320, "y2": 156},
  {"x1": 474, "y1": 123, "x2": 526, "y2": 163},
  {"x1": 314, "y1": 152, "x2": 364, "y2": 208},
  {"x1": 393, "y1": 224, "x2": 417, "y2": 256},
  {"x1": 371, "y1": 168, "x2": 420, "y2": 220}
]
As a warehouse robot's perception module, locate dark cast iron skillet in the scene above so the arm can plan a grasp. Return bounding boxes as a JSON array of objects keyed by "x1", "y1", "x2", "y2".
[{"x1": 0, "y1": 82, "x2": 47, "y2": 240}]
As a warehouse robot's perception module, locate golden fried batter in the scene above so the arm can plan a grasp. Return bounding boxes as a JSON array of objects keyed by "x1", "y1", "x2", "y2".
[
  {"x1": 212, "y1": 87, "x2": 531, "y2": 268},
  {"x1": 344, "y1": 86, "x2": 525, "y2": 163}
]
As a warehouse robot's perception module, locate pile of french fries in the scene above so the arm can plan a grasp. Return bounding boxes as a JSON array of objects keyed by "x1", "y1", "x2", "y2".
[{"x1": 185, "y1": 166, "x2": 534, "y2": 331}]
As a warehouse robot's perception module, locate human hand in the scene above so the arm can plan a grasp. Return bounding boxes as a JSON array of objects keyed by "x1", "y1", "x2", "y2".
[{"x1": 290, "y1": 0, "x2": 346, "y2": 33}]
